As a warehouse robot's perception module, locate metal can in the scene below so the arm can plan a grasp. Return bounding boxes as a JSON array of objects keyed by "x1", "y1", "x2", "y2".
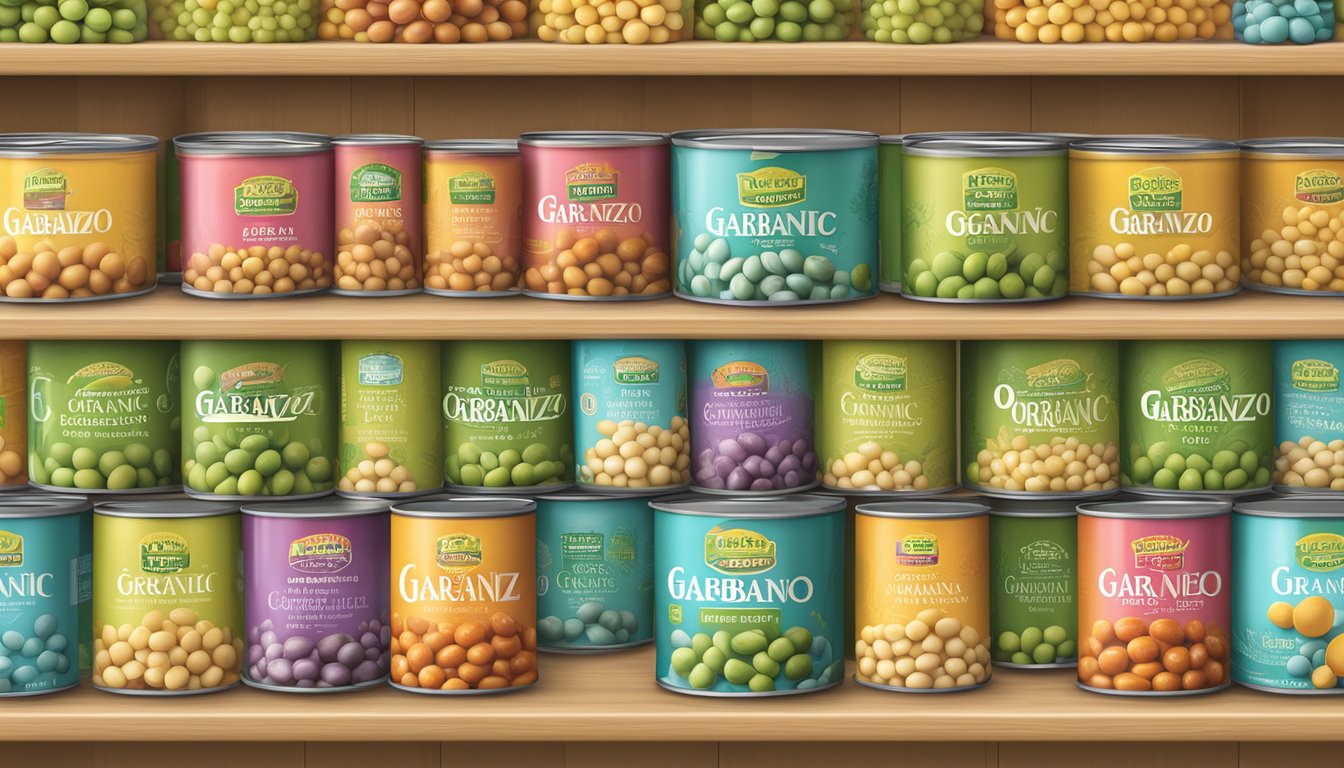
[
  {"x1": 1070, "y1": 136, "x2": 1240, "y2": 299},
  {"x1": 339, "y1": 340, "x2": 443, "y2": 498},
  {"x1": 1239, "y1": 138, "x2": 1344, "y2": 295},
  {"x1": 989, "y1": 499, "x2": 1077, "y2": 668},
  {"x1": 960, "y1": 340, "x2": 1120, "y2": 498},
  {"x1": 1076, "y1": 499, "x2": 1231, "y2": 696},
  {"x1": 818, "y1": 340, "x2": 956, "y2": 495},
  {"x1": 389, "y1": 496, "x2": 538, "y2": 694},
  {"x1": 241, "y1": 499, "x2": 390, "y2": 693},
  {"x1": 181, "y1": 340, "x2": 338, "y2": 500},
  {"x1": 688, "y1": 340, "x2": 819, "y2": 495},
  {"x1": 1232, "y1": 496, "x2": 1344, "y2": 694},
  {"x1": 901, "y1": 133, "x2": 1069, "y2": 303},
  {"x1": 1120, "y1": 340, "x2": 1273, "y2": 496},
  {"x1": 853, "y1": 500, "x2": 992, "y2": 692},
  {"x1": 0, "y1": 496, "x2": 91, "y2": 696},
  {"x1": 573, "y1": 339, "x2": 688, "y2": 493},
  {"x1": 0, "y1": 133, "x2": 157, "y2": 302},
  {"x1": 422, "y1": 140, "x2": 522, "y2": 297},
  {"x1": 175, "y1": 132, "x2": 334, "y2": 299},
  {"x1": 519, "y1": 131, "x2": 671, "y2": 300},
  {"x1": 671, "y1": 129, "x2": 878, "y2": 306},
  {"x1": 1273, "y1": 340, "x2": 1344, "y2": 492},
  {"x1": 27, "y1": 340, "x2": 181, "y2": 494},
  {"x1": 652, "y1": 494, "x2": 844, "y2": 697},
  {"x1": 878, "y1": 134, "x2": 903, "y2": 293},
  {"x1": 0, "y1": 341, "x2": 26, "y2": 490},
  {"x1": 92, "y1": 499, "x2": 243, "y2": 695},
  {"x1": 331, "y1": 134, "x2": 424, "y2": 296},
  {"x1": 535, "y1": 492, "x2": 654, "y2": 652}
]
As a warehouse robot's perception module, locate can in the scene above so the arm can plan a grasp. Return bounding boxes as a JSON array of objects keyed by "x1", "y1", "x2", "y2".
[
  {"x1": 878, "y1": 134, "x2": 903, "y2": 293},
  {"x1": 573, "y1": 340, "x2": 689, "y2": 493},
  {"x1": 92, "y1": 499, "x2": 243, "y2": 695},
  {"x1": 1121, "y1": 340, "x2": 1273, "y2": 496},
  {"x1": 671, "y1": 129, "x2": 878, "y2": 306},
  {"x1": 1070, "y1": 136, "x2": 1240, "y2": 299},
  {"x1": 960, "y1": 340, "x2": 1120, "y2": 498},
  {"x1": 1240, "y1": 138, "x2": 1344, "y2": 295},
  {"x1": 181, "y1": 340, "x2": 338, "y2": 500},
  {"x1": 0, "y1": 134, "x2": 157, "y2": 302},
  {"x1": 175, "y1": 132, "x2": 334, "y2": 299},
  {"x1": 853, "y1": 500, "x2": 992, "y2": 692},
  {"x1": 901, "y1": 134, "x2": 1069, "y2": 303},
  {"x1": 652, "y1": 494, "x2": 844, "y2": 696},
  {"x1": 535, "y1": 492, "x2": 654, "y2": 652},
  {"x1": 440, "y1": 340, "x2": 573, "y2": 493},
  {"x1": 389, "y1": 496, "x2": 538, "y2": 694},
  {"x1": 0, "y1": 496, "x2": 91, "y2": 696},
  {"x1": 0, "y1": 341, "x2": 26, "y2": 490},
  {"x1": 519, "y1": 132, "x2": 671, "y2": 300},
  {"x1": 1232, "y1": 497, "x2": 1344, "y2": 693},
  {"x1": 241, "y1": 499, "x2": 390, "y2": 692},
  {"x1": 339, "y1": 340, "x2": 443, "y2": 498},
  {"x1": 988, "y1": 499, "x2": 1077, "y2": 668},
  {"x1": 1273, "y1": 340, "x2": 1344, "y2": 492},
  {"x1": 818, "y1": 340, "x2": 956, "y2": 495},
  {"x1": 688, "y1": 340, "x2": 819, "y2": 495},
  {"x1": 27, "y1": 340, "x2": 181, "y2": 494},
  {"x1": 422, "y1": 140, "x2": 523, "y2": 297},
  {"x1": 331, "y1": 135, "x2": 424, "y2": 296}
]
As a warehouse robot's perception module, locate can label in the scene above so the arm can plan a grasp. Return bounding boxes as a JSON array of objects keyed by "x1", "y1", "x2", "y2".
[
  {"x1": 340, "y1": 341, "x2": 442, "y2": 495},
  {"x1": 0, "y1": 341, "x2": 26, "y2": 488},
  {"x1": 334, "y1": 142, "x2": 422, "y2": 293},
  {"x1": 1241, "y1": 153, "x2": 1344, "y2": 294},
  {"x1": 423, "y1": 149, "x2": 522, "y2": 295},
  {"x1": 1273, "y1": 340, "x2": 1344, "y2": 491},
  {"x1": 989, "y1": 513, "x2": 1077, "y2": 666},
  {"x1": 878, "y1": 142, "x2": 901, "y2": 290}
]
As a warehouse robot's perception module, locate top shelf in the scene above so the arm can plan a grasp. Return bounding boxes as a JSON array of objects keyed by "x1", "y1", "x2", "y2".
[{"x1": 8, "y1": 40, "x2": 1344, "y2": 76}]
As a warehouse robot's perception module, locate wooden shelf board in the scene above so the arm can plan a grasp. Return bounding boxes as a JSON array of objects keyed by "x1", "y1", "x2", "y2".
[{"x1": 6, "y1": 40, "x2": 1344, "y2": 76}]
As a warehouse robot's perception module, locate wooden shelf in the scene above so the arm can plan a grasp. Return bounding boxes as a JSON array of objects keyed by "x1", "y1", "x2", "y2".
[{"x1": 7, "y1": 40, "x2": 1344, "y2": 76}]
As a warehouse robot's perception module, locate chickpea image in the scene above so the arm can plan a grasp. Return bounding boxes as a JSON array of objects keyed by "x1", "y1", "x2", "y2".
[
  {"x1": 423, "y1": 241, "x2": 520, "y2": 294},
  {"x1": 523, "y1": 229, "x2": 670, "y2": 299},
  {"x1": 1271, "y1": 597, "x2": 1344, "y2": 690},
  {"x1": 1079, "y1": 616, "x2": 1229, "y2": 693},
  {"x1": 580, "y1": 417, "x2": 690, "y2": 489},
  {"x1": 335, "y1": 219, "x2": 419, "y2": 293},
  {"x1": 0, "y1": 434, "x2": 23, "y2": 487},
  {"x1": 991, "y1": 0, "x2": 1233, "y2": 42},
  {"x1": 1275, "y1": 437, "x2": 1344, "y2": 490},
  {"x1": 339, "y1": 441, "x2": 419, "y2": 495},
  {"x1": 855, "y1": 610, "x2": 992, "y2": 691},
  {"x1": 389, "y1": 612, "x2": 537, "y2": 692},
  {"x1": 1085, "y1": 243, "x2": 1239, "y2": 297},
  {"x1": 971, "y1": 435, "x2": 1120, "y2": 494},
  {"x1": 318, "y1": 0, "x2": 530, "y2": 43},
  {"x1": 184, "y1": 244, "x2": 332, "y2": 297},
  {"x1": 535, "y1": 0, "x2": 685, "y2": 43},
  {"x1": 1244, "y1": 206, "x2": 1344, "y2": 293},
  {"x1": 93, "y1": 608, "x2": 244, "y2": 694},
  {"x1": 824, "y1": 441, "x2": 929, "y2": 492},
  {"x1": 0, "y1": 237, "x2": 152, "y2": 301}
]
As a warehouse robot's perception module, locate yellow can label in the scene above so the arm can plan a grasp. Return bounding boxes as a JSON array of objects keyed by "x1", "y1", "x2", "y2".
[{"x1": 1241, "y1": 153, "x2": 1344, "y2": 293}]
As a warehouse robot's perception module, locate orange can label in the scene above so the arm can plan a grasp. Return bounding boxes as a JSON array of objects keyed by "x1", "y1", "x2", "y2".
[
  {"x1": 1241, "y1": 152, "x2": 1344, "y2": 293},
  {"x1": 0, "y1": 340, "x2": 24, "y2": 487},
  {"x1": 422, "y1": 150, "x2": 522, "y2": 295}
]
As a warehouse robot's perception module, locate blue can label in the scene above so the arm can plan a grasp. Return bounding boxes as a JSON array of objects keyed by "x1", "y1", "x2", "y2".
[{"x1": 1274, "y1": 341, "x2": 1344, "y2": 491}]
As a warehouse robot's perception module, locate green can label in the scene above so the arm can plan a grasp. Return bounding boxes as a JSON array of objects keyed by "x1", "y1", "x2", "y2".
[
  {"x1": 182, "y1": 340, "x2": 337, "y2": 499},
  {"x1": 234, "y1": 175, "x2": 297, "y2": 217},
  {"x1": 27, "y1": 341, "x2": 180, "y2": 493},
  {"x1": 817, "y1": 340, "x2": 955, "y2": 493},
  {"x1": 962, "y1": 340, "x2": 1119, "y2": 496},
  {"x1": 989, "y1": 511, "x2": 1077, "y2": 667},
  {"x1": 1122, "y1": 340, "x2": 1273, "y2": 495},
  {"x1": 441, "y1": 340, "x2": 572, "y2": 491},
  {"x1": 339, "y1": 340, "x2": 442, "y2": 497},
  {"x1": 878, "y1": 141, "x2": 901, "y2": 290},
  {"x1": 349, "y1": 163, "x2": 401, "y2": 204}
]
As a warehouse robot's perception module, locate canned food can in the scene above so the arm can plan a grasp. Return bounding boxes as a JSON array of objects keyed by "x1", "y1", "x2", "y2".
[
  {"x1": 181, "y1": 340, "x2": 338, "y2": 500},
  {"x1": 242, "y1": 499, "x2": 390, "y2": 693},
  {"x1": 988, "y1": 499, "x2": 1077, "y2": 668},
  {"x1": 389, "y1": 496, "x2": 538, "y2": 694},
  {"x1": 339, "y1": 340, "x2": 443, "y2": 498},
  {"x1": 0, "y1": 133, "x2": 158, "y2": 303},
  {"x1": 853, "y1": 500, "x2": 992, "y2": 692},
  {"x1": 331, "y1": 135, "x2": 424, "y2": 296},
  {"x1": 27, "y1": 340, "x2": 181, "y2": 494},
  {"x1": 1273, "y1": 340, "x2": 1344, "y2": 492},
  {"x1": 878, "y1": 135, "x2": 903, "y2": 293},
  {"x1": 0, "y1": 496, "x2": 91, "y2": 696},
  {"x1": 519, "y1": 132, "x2": 671, "y2": 301},
  {"x1": 535, "y1": 492, "x2": 654, "y2": 652},
  {"x1": 92, "y1": 499, "x2": 243, "y2": 695},
  {"x1": 1076, "y1": 500, "x2": 1231, "y2": 696},
  {"x1": 0, "y1": 341, "x2": 26, "y2": 490},
  {"x1": 961, "y1": 340, "x2": 1121, "y2": 498},
  {"x1": 1239, "y1": 139, "x2": 1344, "y2": 295},
  {"x1": 175, "y1": 132, "x2": 334, "y2": 299},
  {"x1": 688, "y1": 340, "x2": 819, "y2": 495},
  {"x1": 652, "y1": 493, "x2": 844, "y2": 696},
  {"x1": 422, "y1": 140, "x2": 523, "y2": 297},
  {"x1": 1121, "y1": 340, "x2": 1273, "y2": 496},
  {"x1": 573, "y1": 340, "x2": 689, "y2": 493},
  {"x1": 818, "y1": 340, "x2": 956, "y2": 495}
]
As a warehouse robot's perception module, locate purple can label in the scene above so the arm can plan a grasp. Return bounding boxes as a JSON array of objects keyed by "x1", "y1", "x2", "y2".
[
  {"x1": 689, "y1": 340, "x2": 819, "y2": 494},
  {"x1": 242, "y1": 510, "x2": 390, "y2": 692}
]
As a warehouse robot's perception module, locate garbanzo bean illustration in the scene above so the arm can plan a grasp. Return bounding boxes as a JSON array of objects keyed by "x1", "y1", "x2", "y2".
[
  {"x1": 580, "y1": 417, "x2": 689, "y2": 489},
  {"x1": 1245, "y1": 206, "x2": 1344, "y2": 292},
  {"x1": 824, "y1": 442, "x2": 929, "y2": 492},
  {"x1": 93, "y1": 608, "x2": 243, "y2": 692},
  {"x1": 338, "y1": 441, "x2": 418, "y2": 494},
  {"x1": 423, "y1": 241, "x2": 519, "y2": 294},
  {"x1": 523, "y1": 230, "x2": 670, "y2": 298},
  {"x1": 183, "y1": 244, "x2": 331, "y2": 296},
  {"x1": 389, "y1": 612, "x2": 537, "y2": 691},
  {"x1": 1275, "y1": 437, "x2": 1344, "y2": 490},
  {"x1": 0, "y1": 238, "x2": 151, "y2": 300},
  {"x1": 972, "y1": 435, "x2": 1120, "y2": 494},
  {"x1": 1079, "y1": 616, "x2": 1229, "y2": 692},
  {"x1": 335, "y1": 219, "x2": 418, "y2": 293},
  {"x1": 855, "y1": 610, "x2": 992, "y2": 690},
  {"x1": 1085, "y1": 243, "x2": 1239, "y2": 297}
]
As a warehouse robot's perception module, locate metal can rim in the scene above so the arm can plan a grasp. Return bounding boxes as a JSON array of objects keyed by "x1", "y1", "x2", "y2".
[
  {"x1": 1239, "y1": 137, "x2": 1344, "y2": 157},
  {"x1": 1070, "y1": 135, "x2": 1238, "y2": 155},
  {"x1": 671, "y1": 128, "x2": 877, "y2": 152},
  {"x1": 1233, "y1": 496, "x2": 1344, "y2": 519},
  {"x1": 902, "y1": 132, "x2": 1070, "y2": 157},
  {"x1": 536, "y1": 490, "x2": 671, "y2": 502},
  {"x1": 0, "y1": 132, "x2": 158, "y2": 156},
  {"x1": 174, "y1": 131, "x2": 332, "y2": 156},
  {"x1": 0, "y1": 496, "x2": 93, "y2": 518},
  {"x1": 855, "y1": 500, "x2": 990, "y2": 519},
  {"x1": 95, "y1": 499, "x2": 240, "y2": 519},
  {"x1": 424, "y1": 139, "x2": 519, "y2": 154},
  {"x1": 390, "y1": 496, "x2": 536, "y2": 518},
  {"x1": 331, "y1": 134, "x2": 425, "y2": 146},
  {"x1": 649, "y1": 492, "x2": 845, "y2": 518},
  {"x1": 241, "y1": 498, "x2": 392, "y2": 518},
  {"x1": 1076, "y1": 499, "x2": 1231, "y2": 519},
  {"x1": 519, "y1": 131, "x2": 669, "y2": 148}
]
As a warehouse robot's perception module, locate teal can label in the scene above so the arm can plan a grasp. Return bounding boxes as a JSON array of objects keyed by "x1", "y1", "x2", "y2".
[
  {"x1": 1273, "y1": 340, "x2": 1344, "y2": 492},
  {"x1": 989, "y1": 508, "x2": 1077, "y2": 668},
  {"x1": 535, "y1": 494, "x2": 653, "y2": 651}
]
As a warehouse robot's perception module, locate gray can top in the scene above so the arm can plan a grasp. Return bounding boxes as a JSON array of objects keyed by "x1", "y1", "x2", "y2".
[
  {"x1": 331, "y1": 134, "x2": 424, "y2": 147},
  {"x1": 174, "y1": 131, "x2": 332, "y2": 156},
  {"x1": 650, "y1": 493, "x2": 845, "y2": 519},
  {"x1": 903, "y1": 132, "x2": 1070, "y2": 157},
  {"x1": 424, "y1": 139, "x2": 518, "y2": 154},
  {"x1": 0, "y1": 496, "x2": 93, "y2": 519},
  {"x1": 1239, "y1": 137, "x2": 1344, "y2": 158},
  {"x1": 1071, "y1": 135, "x2": 1238, "y2": 155},
  {"x1": 1077, "y1": 499, "x2": 1231, "y2": 520},
  {"x1": 672, "y1": 128, "x2": 878, "y2": 152},
  {"x1": 518, "y1": 131, "x2": 668, "y2": 148},
  {"x1": 1234, "y1": 496, "x2": 1344, "y2": 519},
  {"x1": 0, "y1": 133, "x2": 158, "y2": 157},
  {"x1": 856, "y1": 500, "x2": 990, "y2": 520},
  {"x1": 242, "y1": 498, "x2": 392, "y2": 519},
  {"x1": 95, "y1": 500, "x2": 240, "y2": 519},
  {"x1": 391, "y1": 496, "x2": 536, "y2": 519}
]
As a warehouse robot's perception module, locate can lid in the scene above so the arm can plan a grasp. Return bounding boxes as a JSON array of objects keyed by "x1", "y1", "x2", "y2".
[
  {"x1": 174, "y1": 131, "x2": 332, "y2": 156},
  {"x1": 987, "y1": 498, "x2": 1078, "y2": 518},
  {"x1": 878, "y1": 134, "x2": 906, "y2": 145},
  {"x1": 242, "y1": 498, "x2": 392, "y2": 519},
  {"x1": 1239, "y1": 137, "x2": 1344, "y2": 158},
  {"x1": 391, "y1": 496, "x2": 536, "y2": 519},
  {"x1": 649, "y1": 493, "x2": 845, "y2": 518},
  {"x1": 1070, "y1": 135, "x2": 1238, "y2": 155},
  {"x1": 1077, "y1": 499, "x2": 1231, "y2": 519},
  {"x1": 536, "y1": 490, "x2": 670, "y2": 503},
  {"x1": 1234, "y1": 496, "x2": 1344, "y2": 519},
  {"x1": 424, "y1": 139, "x2": 518, "y2": 154},
  {"x1": 0, "y1": 495, "x2": 92, "y2": 519},
  {"x1": 0, "y1": 133, "x2": 158, "y2": 156},
  {"x1": 902, "y1": 132, "x2": 1070, "y2": 157},
  {"x1": 95, "y1": 499, "x2": 240, "y2": 519},
  {"x1": 331, "y1": 134, "x2": 424, "y2": 146},
  {"x1": 518, "y1": 131, "x2": 668, "y2": 148},
  {"x1": 855, "y1": 500, "x2": 990, "y2": 519},
  {"x1": 671, "y1": 129, "x2": 877, "y2": 152}
]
